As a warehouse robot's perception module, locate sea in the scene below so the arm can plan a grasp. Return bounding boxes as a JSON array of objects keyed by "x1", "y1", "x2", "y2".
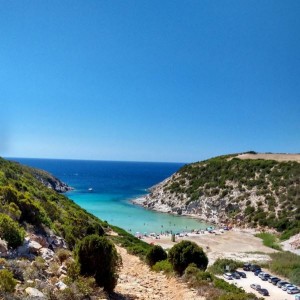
[{"x1": 10, "y1": 158, "x2": 209, "y2": 234}]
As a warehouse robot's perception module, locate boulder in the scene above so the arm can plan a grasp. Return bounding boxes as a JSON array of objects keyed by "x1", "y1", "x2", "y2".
[
  {"x1": 0, "y1": 239, "x2": 8, "y2": 257},
  {"x1": 25, "y1": 287, "x2": 46, "y2": 298},
  {"x1": 47, "y1": 235, "x2": 67, "y2": 250},
  {"x1": 28, "y1": 240, "x2": 43, "y2": 254},
  {"x1": 39, "y1": 247, "x2": 54, "y2": 261},
  {"x1": 29, "y1": 234, "x2": 49, "y2": 248},
  {"x1": 55, "y1": 280, "x2": 68, "y2": 290}
]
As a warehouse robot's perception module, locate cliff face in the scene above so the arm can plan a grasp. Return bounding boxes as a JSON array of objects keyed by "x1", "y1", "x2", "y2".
[
  {"x1": 28, "y1": 167, "x2": 73, "y2": 193},
  {"x1": 139, "y1": 154, "x2": 300, "y2": 234}
]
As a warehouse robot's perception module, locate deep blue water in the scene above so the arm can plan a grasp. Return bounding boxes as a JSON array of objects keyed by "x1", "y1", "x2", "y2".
[{"x1": 10, "y1": 158, "x2": 209, "y2": 233}]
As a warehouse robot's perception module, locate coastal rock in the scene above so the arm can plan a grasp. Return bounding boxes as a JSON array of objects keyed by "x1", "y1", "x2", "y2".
[{"x1": 25, "y1": 287, "x2": 46, "y2": 298}]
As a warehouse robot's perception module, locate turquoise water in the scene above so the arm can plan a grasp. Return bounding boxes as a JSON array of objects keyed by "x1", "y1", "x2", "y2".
[{"x1": 12, "y1": 158, "x2": 209, "y2": 234}]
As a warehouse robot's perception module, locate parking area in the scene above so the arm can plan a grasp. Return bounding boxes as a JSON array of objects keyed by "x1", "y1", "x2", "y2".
[{"x1": 221, "y1": 269, "x2": 297, "y2": 300}]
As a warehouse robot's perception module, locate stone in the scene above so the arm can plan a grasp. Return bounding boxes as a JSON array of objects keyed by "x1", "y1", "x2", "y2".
[
  {"x1": 39, "y1": 247, "x2": 54, "y2": 261},
  {"x1": 58, "y1": 264, "x2": 67, "y2": 275},
  {"x1": 25, "y1": 287, "x2": 46, "y2": 298},
  {"x1": 55, "y1": 281, "x2": 68, "y2": 290},
  {"x1": 28, "y1": 240, "x2": 43, "y2": 254},
  {"x1": 0, "y1": 239, "x2": 8, "y2": 257}
]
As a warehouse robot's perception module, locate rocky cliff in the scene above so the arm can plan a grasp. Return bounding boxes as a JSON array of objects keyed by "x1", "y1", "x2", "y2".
[{"x1": 137, "y1": 153, "x2": 300, "y2": 236}]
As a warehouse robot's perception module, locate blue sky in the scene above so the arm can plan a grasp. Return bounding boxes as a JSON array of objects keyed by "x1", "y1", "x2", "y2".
[{"x1": 1, "y1": 1, "x2": 299, "y2": 162}]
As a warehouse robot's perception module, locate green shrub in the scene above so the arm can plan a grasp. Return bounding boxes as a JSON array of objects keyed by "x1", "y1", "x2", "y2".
[
  {"x1": 168, "y1": 240, "x2": 208, "y2": 275},
  {"x1": 152, "y1": 260, "x2": 173, "y2": 274},
  {"x1": 290, "y1": 268, "x2": 300, "y2": 286},
  {"x1": 208, "y1": 258, "x2": 243, "y2": 275},
  {"x1": 56, "y1": 248, "x2": 72, "y2": 264},
  {"x1": 0, "y1": 269, "x2": 17, "y2": 293},
  {"x1": 213, "y1": 277, "x2": 244, "y2": 294},
  {"x1": 268, "y1": 251, "x2": 300, "y2": 284},
  {"x1": 146, "y1": 245, "x2": 167, "y2": 267},
  {"x1": 75, "y1": 234, "x2": 120, "y2": 292},
  {"x1": 255, "y1": 232, "x2": 281, "y2": 250},
  {"x1": 0, "y1": 213, "x2": 25, "y2": 248}
]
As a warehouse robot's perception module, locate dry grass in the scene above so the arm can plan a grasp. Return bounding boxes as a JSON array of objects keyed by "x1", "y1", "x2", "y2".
[{"x1": 236, "y1": 153, "x2": 300, "y2": 162}]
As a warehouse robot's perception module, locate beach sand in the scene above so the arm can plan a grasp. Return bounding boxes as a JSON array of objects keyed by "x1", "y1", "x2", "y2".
[{"x1": 141, "y1": 228, "x2": 276, "y2": 265}]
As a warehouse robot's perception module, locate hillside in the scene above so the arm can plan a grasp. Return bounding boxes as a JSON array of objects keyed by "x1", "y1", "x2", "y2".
[{"x1": 139, "y1": 153, "x2": 300, "y2": 238}]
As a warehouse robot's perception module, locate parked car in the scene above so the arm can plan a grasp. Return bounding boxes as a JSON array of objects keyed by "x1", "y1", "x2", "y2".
[
  {"x1": 236, "y1": 271, "x2": 246, "y2": 278},
  {"x1": 269, "y1": 277, "x2": 281, "y2": 285},
  {"x1": 254, "y1": 269, "x2": 261, "y2": 276},
  {"x1": 250, "y1": 264, "x2": 261, "y2": 272},
  {"x1": 277, "y1": 281, "x2": 289, "y2": 288},
  {"x1": 250, "y1": 284, "x2": 261, "y2": 290},
  {"x1": 243, "y1": 263, "x2": 251, "y2": 271},
  {"x1": 259, "y1": 272, "x2": 270, "y2": 281},
  {"x1": 223, "y1": 273, "x2": 233, "y2": 280},
  {"x1": 287, "y1": 287, "x2": 300, "y2": 294},
  {"x1": 231, "y1": 272, "x2": 241, "y2": 279},
  {"x1": 257, "y1": 288, "x2": 269, "y2": 296},
  {"x1": 282, "y1": 284, "x2": 294, "y2": 291}
]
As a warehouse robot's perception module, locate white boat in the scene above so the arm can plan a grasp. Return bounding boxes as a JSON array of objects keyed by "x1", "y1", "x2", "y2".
[{"x1": 88, "y1": 188, "x2": 93, "y2": 192}]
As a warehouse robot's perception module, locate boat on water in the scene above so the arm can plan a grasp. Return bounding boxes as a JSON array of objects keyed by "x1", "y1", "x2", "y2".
[{"x1": 88, "y1": 188, "x2": 93, "y2": 192}]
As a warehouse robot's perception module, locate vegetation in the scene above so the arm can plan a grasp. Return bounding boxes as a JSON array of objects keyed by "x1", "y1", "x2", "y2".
[
  {"x1": 146, "y1": 245, "x2": 167, "y2": 267},
  {"x1": 110, "y1": 225, "x2": 152, "y2": 259},
  {"x1": 0, "y1": 157, "x2": 107, "y2": 249},
  {"x1": 152, "y1": 260, "x2": 174, "y2": 274},
  {"x1": 183, "y1": 264, "x2": 260, "y2": 300},
  {"x1": 0, "y1": 213, "x2": 25, "y2": 248},
  {"x1": 0, "y1": 269, "x2": 17, "y2": 293},
  {"x1": 268, "y1": 251, "x2": 300, "y2": 285},
  {"x1": 168, "y1": 240, "x2": 208, "y2": 275},
  {"x1": 75, "y1": 234, "x2": 120, "y2": 292},
  {"x1": 162, "y1": 154, "x2": 300, "y2": 237},
  {"x1": 255, "y1": 232, "x2": 282, "y2": 250},
  {"x1": 208, "y1": 258, "x2": 243, "y2": 275}
]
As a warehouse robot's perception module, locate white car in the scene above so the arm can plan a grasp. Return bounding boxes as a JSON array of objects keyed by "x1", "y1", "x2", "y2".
[
  {"x1": 286, "y1": 287, "x2": 300, "y2": 294},
  {"x1": 223, "y1": 273, "x2": 233, "y2": 280},
  {"x1": 282, "y1": 284, "x2": 294, "y2": 291}
]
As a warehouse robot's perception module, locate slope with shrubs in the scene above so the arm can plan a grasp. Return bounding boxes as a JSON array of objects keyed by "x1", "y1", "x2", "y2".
[
  {"x1": 0, "y1": 157, "x2": 108, "y2": 249},
  {"x1": 142, "y1": 153, "x2": 300, "y2": 238}
]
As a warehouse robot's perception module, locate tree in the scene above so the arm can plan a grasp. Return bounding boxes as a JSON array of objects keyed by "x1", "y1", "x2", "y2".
[
  {"x1": 168, "y1": 240, "x2": 208, "y2": 275},
  {"x1": 146, "y1": 245, "x2": 167, "y2": 267},
  {"x1": 75, "y1": 235, "x2": 120, "y2": 292}
]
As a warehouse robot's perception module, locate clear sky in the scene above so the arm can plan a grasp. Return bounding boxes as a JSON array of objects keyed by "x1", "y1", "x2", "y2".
[{"x1": 1, "y1": 1, "x2": 299, "y2": 163}]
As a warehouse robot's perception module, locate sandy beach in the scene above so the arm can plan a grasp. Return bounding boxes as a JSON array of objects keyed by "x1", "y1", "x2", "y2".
[{"x1": 139, "y1": 228, "x2": 277, "y2": 265}]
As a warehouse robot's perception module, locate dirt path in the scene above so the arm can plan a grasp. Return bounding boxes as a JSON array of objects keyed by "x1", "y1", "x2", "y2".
[{"x1": 113, "y1": 246, "x2": 203, "y2": 300}]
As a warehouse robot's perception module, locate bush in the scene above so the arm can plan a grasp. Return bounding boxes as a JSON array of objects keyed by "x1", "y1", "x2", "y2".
[
  {"x1": 0, "y1": 269, "x2": 17, "y2": 293},
  {"x1": 255, "y1": 232, "x2": 281, "y2": 250},
  {"x1": 75, "y1": 235, "x2": 120, "y2": 292},
  {"x1": 56, "y1": 248, "x2": 72, "y2": 264},
  {"x1": 152, "y1": 260, "x2": 173, "y2": 274},
  {"x1": 0, "y1": 213, "x2": 25, "y2": 248},
  {"x1": 168, "y1": 240, "x2": 208, "y2": 275},
  {"x1": 208, "y1": 258, "x2": 243, "y2": 275},
  {"x1": 146, "y1": 245, "x2": 167, "y2": 267},
  {"x1": 268, "y1": 251, "x2": 300, "y2": 284}
]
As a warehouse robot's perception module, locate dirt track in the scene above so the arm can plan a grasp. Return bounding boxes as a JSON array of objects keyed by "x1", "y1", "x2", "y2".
[{"x1": 114, "y1": 246, "x2": 203, "y2": 300}]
